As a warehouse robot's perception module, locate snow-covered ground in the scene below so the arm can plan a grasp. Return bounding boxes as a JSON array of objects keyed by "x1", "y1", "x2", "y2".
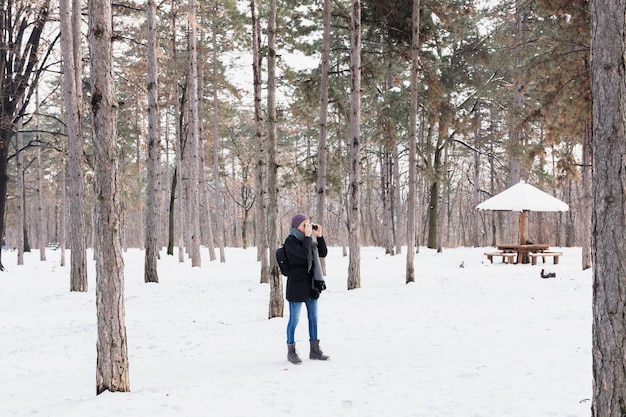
[{"x1": 0, "y1": 245, "x2": 591, "y2": 417}]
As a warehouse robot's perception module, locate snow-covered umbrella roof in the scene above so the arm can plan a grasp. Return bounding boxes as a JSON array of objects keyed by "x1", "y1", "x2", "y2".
[{"x1": 476, "y1": 180, "x2": 569, "y2": 212}]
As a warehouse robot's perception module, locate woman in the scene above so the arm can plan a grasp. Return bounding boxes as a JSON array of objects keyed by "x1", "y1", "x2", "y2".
[{"x1": 284, "y1": 213, "x2": 329, "y2": 364}]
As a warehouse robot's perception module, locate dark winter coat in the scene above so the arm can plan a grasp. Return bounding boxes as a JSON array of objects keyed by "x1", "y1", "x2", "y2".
[{"x1": 284, "y1": 231, "x2": 327, "y2": 302}]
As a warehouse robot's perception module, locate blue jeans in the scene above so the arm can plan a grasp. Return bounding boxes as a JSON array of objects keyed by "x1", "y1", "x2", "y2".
[{"x1": 286, "y1": 299, "x2": 318, "y2": 344}]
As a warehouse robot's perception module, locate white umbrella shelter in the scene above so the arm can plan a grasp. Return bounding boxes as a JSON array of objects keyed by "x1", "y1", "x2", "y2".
[{"x1": 476, "y1": 180, "x2": 569, "y2": 244}]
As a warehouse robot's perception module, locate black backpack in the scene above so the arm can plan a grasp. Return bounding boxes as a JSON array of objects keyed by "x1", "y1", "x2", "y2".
[{"x1": 276, "y1": 246, "x2": 290, "y2": 276}]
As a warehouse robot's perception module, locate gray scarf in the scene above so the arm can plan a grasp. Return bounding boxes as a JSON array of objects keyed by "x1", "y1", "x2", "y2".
[{"x1": 289, "y1": 227, "x2": 325, "y2": 285}]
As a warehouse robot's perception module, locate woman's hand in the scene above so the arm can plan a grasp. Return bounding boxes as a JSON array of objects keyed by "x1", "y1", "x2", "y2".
[
  {"x1": 312, "y1": 223, "x2": 323, "y2": 238},
  {"x1": 304, "y1": 222, "x2": 313, "y2": 237}
]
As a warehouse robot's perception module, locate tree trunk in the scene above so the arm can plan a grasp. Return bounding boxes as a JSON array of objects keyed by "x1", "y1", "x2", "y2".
[
  {"x1": 581, "y1": 116, "x2": 592, "y2": 270},
  {"x1": 591, "y1": 2, "x2": 626, "y2": 415},
  {"x1": 382, "y1": 143, "x2": 394, "y2": 254},
  {"x1": 211, "y1": 11, "x2": 225, "y2": 262},
  {"x1": 267, "y1": 0, "x2": 284, "y2": 318},
  {"x1": 427, "y1": 139, "x2": 444, "y2": 249},
  {"x1": 195, "y1": 24, "x2": 217, "y2": 262},
  {"x1": 186, "y1": 0, "x2": 202, "y2": 267},
  {"x1": 393, "y1": 142, "x2": 402, "y2": 256},
  {"x1": 167, "y1": 166, "x2": 177, "y2": 255},
  {"x1": 60, "y1": 153, "x2": 67, "y2": 267},
  {"x1": 250, "y1": 0, "x2": 269, "y2": 284},
  {"x1": 427, "y1": 179, "x2": 438, "y2": 249},
  {"x1": 16, "y1": 115, "x2": 24, "y2": 265},
  {"x1": 347, "y1": 0, "x2": 361, "y2": 290},
  {"x1": 144, "y1": 0, "x2": 160, "y2": 283},
  {"x1": 60, "y1": 0, "x2": 87, "y2": 290},
  {"x1": 316, "y1": 0, "x2": 330, "y2": 274},
  {"x1": 89, "y1": 0, "x2": 130, "y2": 393},
  {"x1": 166, "y1": 0, "x2": 186, "y2": 263},
  {"x1": 35, "y1": 89, "x2": 46, "y2": 261},
  {"x1": 472, "y1": 126, "x2": 481, "y2": 247},
  {"x1": 438, "y1": 144, "x2": 450, "y2": 251},
  {"x1": 508, "y1": 0, "x2": 526, "y2": 188}
]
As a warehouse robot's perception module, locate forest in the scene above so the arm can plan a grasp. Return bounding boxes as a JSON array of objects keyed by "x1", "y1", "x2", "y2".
[
  {"x1": 2, "y1": 0, "x2": 590, "y2": 267},
  {"x1": 11, "y1": 0, "x2": 626, "y2": 404}
]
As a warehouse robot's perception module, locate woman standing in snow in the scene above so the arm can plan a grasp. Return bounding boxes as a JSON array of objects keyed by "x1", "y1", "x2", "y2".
[{"x1": 283, "y1": 213, "x2": 329, "y2": 364}]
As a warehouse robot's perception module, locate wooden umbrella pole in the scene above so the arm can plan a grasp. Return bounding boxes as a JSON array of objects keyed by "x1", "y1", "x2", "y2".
[{"x1": 519, "y1": 210, "x2": 527, "y2": 245}]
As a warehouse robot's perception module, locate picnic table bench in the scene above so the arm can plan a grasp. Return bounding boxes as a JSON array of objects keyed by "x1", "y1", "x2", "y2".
[
  {"x1": 529, "y1": 251, "x2": 562, "y2": 265},
  {"x1": 484, "y1": 251, "x2": 517, "y2": 264}
]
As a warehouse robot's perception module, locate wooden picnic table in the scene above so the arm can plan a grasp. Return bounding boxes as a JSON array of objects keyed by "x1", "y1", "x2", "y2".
[{"x1": 497, "y1": 243, "x2": 550, "y2": 264}]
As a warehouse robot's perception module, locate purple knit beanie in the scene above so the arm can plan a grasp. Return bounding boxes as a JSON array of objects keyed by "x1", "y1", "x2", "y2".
[{"x1": 291, "y1": 213, "x2": 309, "y2": 229}]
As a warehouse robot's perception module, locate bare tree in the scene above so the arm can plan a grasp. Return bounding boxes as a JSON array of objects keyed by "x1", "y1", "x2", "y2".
[
  {"x1": 60, "y1": 0, "x2": 87, "y2": 290},
  {"x1": 0, "y1": 0, "x2": 51, "y2": 270},
  {"x1": 89, "y1": 0, "x2": 130, "y2": 393},
  {"x1": 267, "y1": 0, "x2": 283, "y2": 318},
  {"x1": 406, "y1": 0, "x2": 420, "y2": 284},
  {"x1": 591, "y1": 1, "x2": 626, "y2": 414},
  {"x1": 347, "y1": 0, "x2": 361, "y2": 290},
  {"x1": 144, "y1": 0, "x2": 160, "y2": 283}
]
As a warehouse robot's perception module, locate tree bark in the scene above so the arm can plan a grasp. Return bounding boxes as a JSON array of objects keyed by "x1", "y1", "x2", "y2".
[
  {"x1": 35, "y1": 89, "x2": 46, "y2": 261},
  {"x1": 347, "y1": 0, "x2": 361, "y2": 290},
  {"x1": 267, "y1": 0, "x2": 284, "y2": 318},
  {"x1": 211, "y1": 10, "x2": 225, "y2": 262},
  {"x1": 186, "y1": 0, "x2": 202, "y2": 267},
  {"x1": 195, "y1": 24, "x2": 217, "y2": 262},
  {"x1": 250, "y1": 0, "x2": 269, "y2": 284},
  {"x1": 166, "y1": 0, "x2": 186, "y2": 263},
  {"x1": 16, "y1": 115, "x2": 24, "y2": 265},
  {"x1": 591, "y1": 1, "x2": 626, "y2": 415},
  {"x1": 144, "y1": 0, "x2": 160, "y2": 283},
  {"x1": 581, "y1": 116, "x2": 592, "y2": 270},
  {"x1": 316, "y1": 0, "x2": 331, "y2": 273},
  {"x1": 59, "y1": 153, "x2": 67, "y2": 267},
  {"x1": 89, "y1": 0, "x2": 130, "y2": 393},
  {"x1": 60, "y1": 0, "x2": 87, "y2": 290}
]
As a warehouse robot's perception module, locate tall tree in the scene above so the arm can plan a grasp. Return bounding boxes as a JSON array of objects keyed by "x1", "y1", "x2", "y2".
[
  {"x1": 267, "y1": 0, "x2": 283, "y2": 318},
  {"x1": 0, "y1": 0, "x2": 51, "y2": 270},
  {"x1": 210, "y1": 8, "x2": 226, "y2": 262},
  {"x1": 315, "y1": 0, "x2": 330, "y2": 250},
  {"x1": 35, "y1": 89, "x2": 46, "y2": 261},
  {"x1": 144, "y1": 0, "x2": 160, "y2": 283},
  {"x1": 89, "y1": 0, "x2": 130, "y2": 393},
  {"x1": 406, "y1": 0, "x2": 420, "y2": 284},
  {"x1": 60, "y1": 0, "x2": 87, "y2": 290},
  {"x1": 347, "y1": 0, "x2": 361, "y2": 290},
  {"x1": 186, "y1": 0, "x2": 202, "y2": 267},
  {"x1": 16, "y1": 113, "x2": 24, "y2": 265},
  {"x1": 196, "y1": 22, "x2": 217, "y2": 262},
  {"x1": 165, "y1": 0, "x2": 186, "y2": 263},
  {"x1": 591, "y1": 1, "x2": 626, "y2": 414},
  {"x1": 251, "y1": 0, "x2": 269, "y2": 284}
]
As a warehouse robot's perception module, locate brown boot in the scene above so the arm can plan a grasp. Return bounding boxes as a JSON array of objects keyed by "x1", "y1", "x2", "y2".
[
  {"x1": 287, "y1": 343, "x2": 302, "y2": 364},
  {"x1": 309, "y1": 339, "x2": 329, "y2": 360}
]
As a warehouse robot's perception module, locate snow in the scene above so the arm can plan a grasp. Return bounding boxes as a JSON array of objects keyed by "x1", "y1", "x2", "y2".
[{"x1": 0, "y1": 246, "x2": 591, "y2": 417}]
